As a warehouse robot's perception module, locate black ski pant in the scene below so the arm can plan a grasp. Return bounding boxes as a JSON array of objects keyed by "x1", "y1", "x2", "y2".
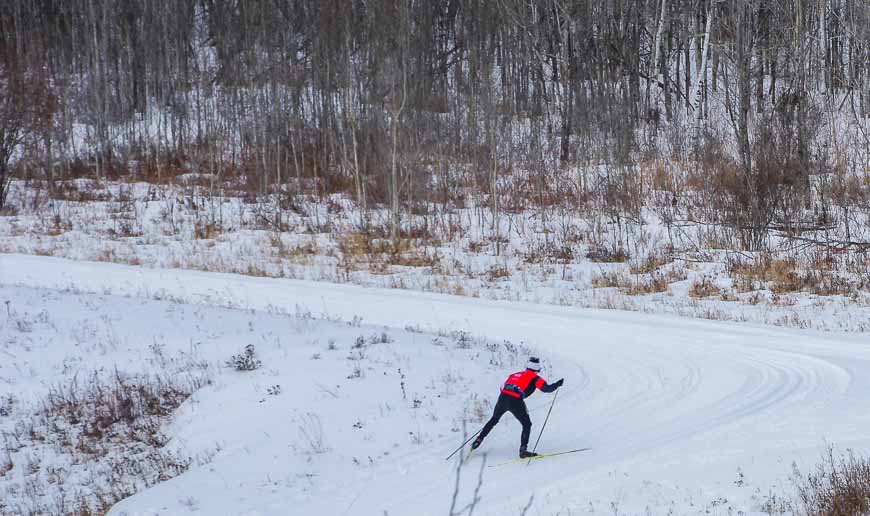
[{"x1": 479, "y1": 393, "x2": 532, "y2": 448}]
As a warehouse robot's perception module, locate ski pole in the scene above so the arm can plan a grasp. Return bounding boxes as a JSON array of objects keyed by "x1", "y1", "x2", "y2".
[
  {"x1": 445, "y1": 426, "x2": 483, "y2": 461},
  {"x1": 527, "y1": 388, "x2": 558, "y2": 464}
]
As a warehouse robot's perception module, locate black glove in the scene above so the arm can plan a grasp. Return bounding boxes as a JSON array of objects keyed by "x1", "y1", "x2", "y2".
[{"x1": 552, "y1": 378, "x2": 564, "y2": 389}]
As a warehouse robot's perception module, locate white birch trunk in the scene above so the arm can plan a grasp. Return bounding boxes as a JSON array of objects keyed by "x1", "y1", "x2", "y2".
[
  {"x1": 390, "y1": 65, "x2": 406, "y2": 241},
  {"x1": 651, "y1": 0, "x2": 668, "y2": 79},
  {"x1": 690, "y1": 5, "x2": 715, "y2": 132},
  {"x1": 820, "y1": 0, "x2": 827, "y2": 92}
]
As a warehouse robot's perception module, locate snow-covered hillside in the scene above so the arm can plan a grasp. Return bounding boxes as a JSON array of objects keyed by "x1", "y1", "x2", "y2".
[
  {"x1": 2, "y1": 254, "x2": 870, "y2": 515},
  {"x1": 6, "y1": 179, "x2": 870, "y2": 334}
]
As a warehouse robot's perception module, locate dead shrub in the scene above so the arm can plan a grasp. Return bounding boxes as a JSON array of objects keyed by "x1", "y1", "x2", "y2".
[
  {"x1": 42, "y1": 212, "x2": 73, "y2": 236},
  {"x1": 49, "y1": 181, "x2": 111, "y2": 203},
  {"x1": 591, "y1": 270, "x2": 627, "y2": 289},
  {"x1": 92, "y1": 247, "x2": 119, "y2": 263},
  {"x1": 728, "y1": 254, "x2": 798, "y2": 290},
  {"x1": 385, "y1": 246, "x2": 440, "y2": 269},
  {"x1": 337, "y1": 232, "x2": 370, "y2": 269},
  {"x1": 242, "y1": 263, "x2": 271, "y2": 277},
  {"x1": 485, "y1": 265, "x2": 511, "y2": 281},
  {"x1": 41, "y1": 370, "x2": 202, "y2": 451},
  {"x1": 193, "y1": 219, "x2": 221, "y2": 240},
  {"x1": 599, "y1": 167, "x2": 644, "y2": 219},
  {"x1": 403, "y1": 224, "x2": 440, "y2": 243},
  {"x1": 467, "y1": 240, "x2": 487, "y2": 253},
  {"x1": 689, "y1": 276, "x2": 720, "y2": 298},
  {"x1": 523, "y1": 241, "x2": 574, "y2": 264},
  {"x1": 795, "y1": 447, "x2": 870, "y2": 516},
  {"x1": 719, "y1": 289, "x2": 739, "y2": 302},
  {"x1": 624, "y1": 272, "x2": 670, "y2": 295},
  {"x1": 811, "y1": 274, "x2": 860, "y2": 297},
  {"x1": 696, "y1": 112, "x2": 817, "y2": 252},
  {"x1": 728, "y1": 254, "x2": 858, "y2": 296},
  {"x1": 629, "y1": 247, "x2": 674, "y2": 274},
  {"x1": 596, "y1": 267, "x2": 685, "y2": 296},
  {"x1": 0, "y1": 394, "x2": 13, "y2": 416},
  {"x1": 586, "y1": 244, "x2": 630, "y2": 263},
  {"x1": 0, "y1": 365, "x2": 212, "y2": 515},
  {"x1": 469, "y1": 396, "x2": 491, "y2": 423},
  {"x1": 0, "y1": 448, "x2": 12, "y2": 477},
  {"x1": 338, "y1": 231, "x2": 439, "y2": 271},
  {"x1": 226, "y1": 344, "x2": 262, "y2": 371},
  {"x1": 296, "y1": 412, "x2": 329, "y2": 454},
  {"x1": 747, "y1": 291, "x2": 765, "y2": 305},
  {"x1": 271, "y1": 236, "x2": 319, "y2": 263},
  {"x1": 640, "y1": 160, "x2": 675, "y2": 192}
]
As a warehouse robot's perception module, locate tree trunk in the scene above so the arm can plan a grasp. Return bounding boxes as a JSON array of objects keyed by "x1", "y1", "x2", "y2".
[
  {"x1": 690, "y1": 5, "x2": 715, "y2": 133},
  {"x1": 390, "y1": 66, "x2": 407, "y2": 241}
]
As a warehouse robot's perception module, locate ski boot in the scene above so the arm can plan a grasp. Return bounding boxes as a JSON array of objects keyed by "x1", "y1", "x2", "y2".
[
  {"x1": 471, "y1": 435, "x2": 483, "y2": 450},
  {"x1": 519, "y1": 446, "x2": 539, "y2": 459}
]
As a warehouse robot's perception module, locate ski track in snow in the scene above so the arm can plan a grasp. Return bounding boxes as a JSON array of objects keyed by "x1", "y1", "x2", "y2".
[{"x1": 2, "y1": 254, "x2": 869, "y2": 515}]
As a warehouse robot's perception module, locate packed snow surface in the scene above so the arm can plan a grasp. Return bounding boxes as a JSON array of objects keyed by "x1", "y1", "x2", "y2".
[{"x1": 2, "y1": 254, "x2": 869, "y2": 515}]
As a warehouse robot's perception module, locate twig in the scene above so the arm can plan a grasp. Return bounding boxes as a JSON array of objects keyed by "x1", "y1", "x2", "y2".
[
  {"x1": 449, "y1": 422, "x2": 487, "y2": 516},
  {"x1": 519, "y1": 495, "x2": 535, "y2": 516},
  {"x1": 315, "y1": 382, "x2": 340, "y2": 399},
  {"x1": 780, "y1": 234, "x2": 870, "y2": 252}
]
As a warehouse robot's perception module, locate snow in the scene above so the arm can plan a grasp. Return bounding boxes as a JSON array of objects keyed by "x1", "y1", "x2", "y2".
[
  {"x1": 2, "y1": 254, "x2": 870, "y2": 515},
  {"x1": 5, "y1": 179, "x2": 870, "y2": 335}
]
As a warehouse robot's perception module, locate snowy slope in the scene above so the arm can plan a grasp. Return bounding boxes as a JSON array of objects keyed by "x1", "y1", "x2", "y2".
[{"x1": 2, "y1": 254, "x2": 870, "y2": 515}]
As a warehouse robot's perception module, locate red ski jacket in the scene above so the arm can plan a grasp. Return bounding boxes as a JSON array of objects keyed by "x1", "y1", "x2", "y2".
[{"x1": 501, "y1": 369, "x2": 556, "y2": 399}]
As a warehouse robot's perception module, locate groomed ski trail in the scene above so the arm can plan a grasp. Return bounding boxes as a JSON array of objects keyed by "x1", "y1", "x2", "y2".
[{"x1": 3, "y1": 254, "x2": 870, "y2": 516}]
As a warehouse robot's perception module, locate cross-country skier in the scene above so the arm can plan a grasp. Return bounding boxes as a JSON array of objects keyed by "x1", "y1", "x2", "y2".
[{"x1": 472, "y1": 357, "x2": 563, "y2": 458}]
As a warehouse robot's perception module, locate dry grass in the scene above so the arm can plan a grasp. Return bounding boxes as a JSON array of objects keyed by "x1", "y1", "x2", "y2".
[
  {"x1": 336, "y1": 232, "x2": 370, "y2": 268},
  {"x1": 689, "y1": 276, "x2": 721, "y2": 298},
  {"x1": 643, "y1": 160, "x2": 677, "y2": 193},
  {"x1": 41, "y1": 213, "x2": 73, "y2": 236},
  {"x1": 586, "y1": 244, "x2": 630, "y2": 263},
  {"x1": 242, "y1": 263, "x2": 272, "y2": 277},
  {"x1": 0, "y1": 364, "x2": 212, "y2": 515},
  {"x1": 193, "y1": 220, "x2": 221, "y2": 240},
  {"x1": 39, "y1": 370, "x2": 202, "y2": 451},
  {"x1": 591, "y1": 270, "x2": 626, "y2": 289},
  {"x1": 624, "y1": 273, "x2": 670, "y2": 295},
  {"x1": 522, "y1": 241, "x2": 574, "y2": 264},
  {"x1": 728, "y1": 254, "x2": 860, "y2": 296},
  {"x1": 729, "y1": 255, "x2": 800, "y2": 289},
  {"x1": 32, "y1": 245, "x2": 57, "y2": 256},
  {"x1": 467, "y1": 240, "x2": 488, "y2": 253},
  {"x1": 485, "y1": 265, "x2": 511, "y2": 281},
  {"x1": 719, "y1": 288, "x2": 739, "y2": 301},
  {"x1": 0, "y1": 449, "x2": 12, "y2": 477},
  {"x1": 795, "y1": 448, "x2": 870, "y2": 516},
  {"x1": 629, "y1": 248, "x2": 674, "y2": 274},
  {"x1": 49, "y1": 181, "x2": 111, "y2": 203},
  {"x1": 592, "y1": 268, "x2": 686, "y2": 296},
  {"x1": 337, "y1": 232, "x2": 440, "y2": 273},
  {"x1": 270, "y1": 234, "x2": 319, "y2": 262},
  {"x1": 431, "y1": 278, "x2": 473, "y2": 298},
  {"x1": 469, "y1": 396, "x2": 492, "y2": 423},
  {"x1": 385, "y1": 247, "x2": 440, "y2": 269}
]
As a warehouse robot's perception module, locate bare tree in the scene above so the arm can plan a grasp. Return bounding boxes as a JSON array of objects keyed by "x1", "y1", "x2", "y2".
[{"x1": 0, "y1": 51, "x2": 54, "y2": 210}]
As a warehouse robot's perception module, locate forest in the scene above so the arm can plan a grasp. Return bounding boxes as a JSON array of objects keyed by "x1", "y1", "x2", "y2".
[{"x1": 1, "y1": 0, "x2": 868, "y2": 257}]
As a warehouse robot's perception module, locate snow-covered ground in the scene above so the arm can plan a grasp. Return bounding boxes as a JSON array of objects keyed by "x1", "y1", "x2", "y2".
[
  {"x1": 5, "y1": 179, "x2": 870, "y2": 334},
  {"x1": 2, "y1": 254, "x2": 870, "y2": 515}
]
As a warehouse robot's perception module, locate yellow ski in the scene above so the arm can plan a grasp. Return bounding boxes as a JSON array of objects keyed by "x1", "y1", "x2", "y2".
[{"x1": 488, "y1": 447, "x2": 590, "y2": 467}]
